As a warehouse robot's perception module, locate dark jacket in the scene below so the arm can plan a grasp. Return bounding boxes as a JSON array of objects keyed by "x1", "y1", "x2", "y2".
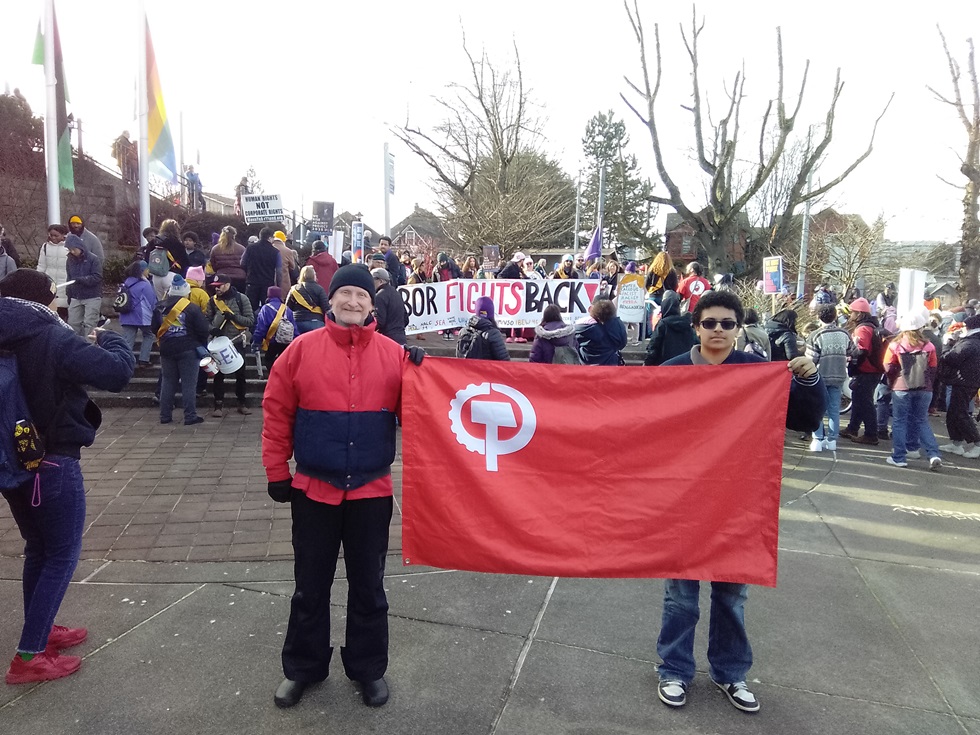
[
  {"x1": 384, "y1": 249, "x2": 406, "y2": 287},
  {"x1": 644, "y1": 291, "x2": 698, "y2": 366},
  {"x1": 529, "y1": 320, "x2": 576, "y2": 364},
  {"x1": 374, "y1": 283, "x2": 409, "y2": 345},
  {"x1": 261, "y1": 314, "x2": 406, "y2": 488},
  {"x1": 433, "y1": 260, "x2": 462, "y2": 282},
  {"x1": 287, "y1": 282, "x2": 330, "y2": 324},
  {"x1": 938, "y1": 331, "x2": 980, "y2": 388},
  {"x1": 645, "y1": 269, "x2": 679, "y2": 304},
  {"x1": 65, "y1": 240, "x2": 103, "y2": 301},
  {"x1": 765, "y1": 319, "x2": 800, "y2": 361},
  {"x1": 241, "y1": 239, "x2": 281, "y2": 288},
  {"x1": 461, "y1": 316, "x2": 510, "y2": 360},
  {"x1": 152, "y1": 295, "x2": 210, "y2": 356},
  {"x1": 0, "y1": 298, "x2": 134, "y2": 458},
  {"x1": 208, "y1": 243, "x2": 247, "y2": 283},
  {"x1": 206, "y1": 287, "x2": 255, "y2": 339},
  {"x1": 663, "y1": 347, "x2": 826, "y2": 432},
  {"x1": 159, "y1": 234, "x2": 190, "y2": 276},
  {"x1": 497, "y1": 261, "x2": 524, "y2": 280},
  {"x1": 575, "y1": 316, "x2": 628, "y2": 366}
]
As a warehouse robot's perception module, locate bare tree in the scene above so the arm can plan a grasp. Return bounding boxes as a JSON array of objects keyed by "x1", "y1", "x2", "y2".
[
  {"x1": 812, "y1": 215, "x2": 890, "y2": 298},
  {"x1": 620, "y1": 2, "x2": 891, "y2": 276},
  {"x1": 394, "y1": 35, "x2": 573, "y2": 258},
  {"x1": 929, "y1": 28, "x2": 980, "y2": 299}
]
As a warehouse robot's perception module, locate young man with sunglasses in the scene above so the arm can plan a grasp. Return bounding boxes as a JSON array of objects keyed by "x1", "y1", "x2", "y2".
[{"x1": 656, "y1": 289, "x2": 825, "y2": 714}]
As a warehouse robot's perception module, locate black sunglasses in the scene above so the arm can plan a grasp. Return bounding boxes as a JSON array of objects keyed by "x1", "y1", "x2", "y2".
[{"x1": 699, "y1": 318, "x2": 739, "y2": 331}]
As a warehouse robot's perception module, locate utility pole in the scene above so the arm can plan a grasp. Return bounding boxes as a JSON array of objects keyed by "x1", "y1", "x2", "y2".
[
  {"x1": 573, "y1": 170, "x2": 581, "y2": 250},
  {"x1": 796, "y1": 170, "x2": 813, "y2": 300},
  {"x1": 43, "y1": 0, "x2": 59, "y2": 223}
]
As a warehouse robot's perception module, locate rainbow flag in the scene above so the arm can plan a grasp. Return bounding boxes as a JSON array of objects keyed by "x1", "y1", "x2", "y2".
[
  {"x1": 145, "y1": 16, "x2": 176, "y2": 183},
  {"x1": 31, "y1": 5, "x2": 74, "y2": 192}
]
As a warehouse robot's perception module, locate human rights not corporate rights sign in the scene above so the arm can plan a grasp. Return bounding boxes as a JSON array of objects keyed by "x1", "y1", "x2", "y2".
[
  {"x1": 397, "y1": 279, "x2": 604, "y2": 335},
  {"x1": 241, "y1": 193, "x2": 285, "y2": 224}
]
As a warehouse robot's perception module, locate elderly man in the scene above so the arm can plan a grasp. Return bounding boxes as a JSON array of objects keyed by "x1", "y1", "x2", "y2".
[{"x1": 262, "y1": 264, "x2": 423, "y2": 710}]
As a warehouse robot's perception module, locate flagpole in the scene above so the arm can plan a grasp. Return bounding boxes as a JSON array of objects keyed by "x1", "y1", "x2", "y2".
[
  {"x1": 43, "y1": 0, "x2": 59, "y2": 224},
  {"x1": 597, "y1": 165, "x2": 606, "y2": 260},
  {"x1": 137, "y1": 1, "x2": 150, "y2": 239},
  {"x1": 383, "y1": 142, "x2": 391, "y2": 238},
  {"x1": 573, "y1": 170, "x2": 581, "y2": 251}
]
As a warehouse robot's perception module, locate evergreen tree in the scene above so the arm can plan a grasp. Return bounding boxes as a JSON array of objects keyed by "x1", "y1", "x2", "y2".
[{"x1": 581, "y1": 110, "x2": 660, "y2": 261}]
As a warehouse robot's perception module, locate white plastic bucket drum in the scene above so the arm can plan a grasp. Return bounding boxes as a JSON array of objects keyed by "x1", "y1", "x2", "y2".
[
  {"x1": 207, "y1": 336, "x2": 244, "y2": 374},
  {"x1": 199, "y1": 357, "x2": 219, "y2": 376}
]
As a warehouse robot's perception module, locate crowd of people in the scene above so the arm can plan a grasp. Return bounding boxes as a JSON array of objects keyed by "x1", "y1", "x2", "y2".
[{"x1": 1, "y1": 217, "x2": 978, "y2": 717}]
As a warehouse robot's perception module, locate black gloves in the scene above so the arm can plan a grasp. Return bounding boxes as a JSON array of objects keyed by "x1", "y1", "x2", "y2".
[
  {"x1": 267, "y1": 479, "x2": 294, "y2": 503},
  {"x1": 406, "y1": 345, "x2": 425, "y2": 366},
  {"x1": 209, "y1": 327, "x2": 223, "y2": 337}
]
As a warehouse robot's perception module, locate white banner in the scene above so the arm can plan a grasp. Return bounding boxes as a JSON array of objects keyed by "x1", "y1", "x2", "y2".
[
  {"x1": 242, "y1": 193, "x2": 284, "y2": 224},
  {"x1": 897, "y1": 268, "x2": 928, "y2": 318},
  {"x1": 615, "y1": 274, "x2": 646, "y2": 323},
  {"x1": 398, "y1": 279, "x2": 606, "y2": 334}
]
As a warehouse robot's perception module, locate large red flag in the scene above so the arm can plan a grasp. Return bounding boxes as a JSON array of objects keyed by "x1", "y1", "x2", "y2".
[{"x1": 402, "y1": 358, "x2": 791, "y2": 586}]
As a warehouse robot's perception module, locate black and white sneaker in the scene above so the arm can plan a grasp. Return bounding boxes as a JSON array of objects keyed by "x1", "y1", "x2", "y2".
[
  {"x1": 713, "y1": 680, "x2": 760, "y2": 712},
  {"x1": 657, "y1": 679, "x2": 687, "y2": 707}
]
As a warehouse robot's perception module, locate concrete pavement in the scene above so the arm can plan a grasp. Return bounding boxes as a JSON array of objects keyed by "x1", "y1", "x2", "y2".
[{"x1": 1, "y1": 407, "x2": 978, "y2": 735}]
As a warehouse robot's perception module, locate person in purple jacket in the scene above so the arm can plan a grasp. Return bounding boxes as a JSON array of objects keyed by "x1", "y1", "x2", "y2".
[
  {"x1": 117, "y1": 260, "x2": 158, "y2": 367},
  {"x1": 529, "y1": 304, "x2": 577, "y2": 364},
  {"x1": 253, "y1": 286, "x2": 297, "y2": 373}
]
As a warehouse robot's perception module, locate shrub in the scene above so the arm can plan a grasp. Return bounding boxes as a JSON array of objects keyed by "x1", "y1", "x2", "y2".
[{"x1": 103, "y1": 254, "x2": 131, "y2": 285}]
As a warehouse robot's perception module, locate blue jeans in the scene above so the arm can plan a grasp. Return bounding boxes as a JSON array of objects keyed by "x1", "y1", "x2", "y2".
[
  {"x1": 815, "y1": 383, "x2": 842, "y2": 441},
  {"x1": 891, "y1": 390, "x2": 940, "y2": 462},
  {"x1": 160, "y1": 349, "x2": 201, "y2": 423},
  {"x1": 295, "y1": 319, "x2": 324, "y2": 334},
  {"x1": 1, "y1": 456, "x2": 86, "y2": 653},
  {"x1": 657, "y1": 579, "x2": 752, "y2": 685},
  {"x1": 875, "y1": 381, "x2": 892, "y2": 434},
  {"x1": 121, "y1": 324, "x2": 154, "y2": 363}
]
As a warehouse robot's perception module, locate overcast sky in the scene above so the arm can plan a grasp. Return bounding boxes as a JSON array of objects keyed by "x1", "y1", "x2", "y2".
[{"x1": 3, "y1": 0, "x2": 978, "y2": 243}]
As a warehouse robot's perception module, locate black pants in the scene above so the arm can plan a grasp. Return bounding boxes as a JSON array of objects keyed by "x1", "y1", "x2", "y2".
[
  {"x1": 282, "y1": 492, "x2": 393, "y2": 683},
  {"x1": 946, "y1": 385, "x2": 980, "y2": 443},
  {"x1": 245, "y1": 283, "x2": 269, "y2": 313},
  {"x1": 212, "y1": 363, "x2": 246, "y2": 403},
  {"x1": 264, "y1": 342, "x2": 287, "y2": 374},
  {"x1": 847, "y1": 373, "x2": 880, "y2": 438}
]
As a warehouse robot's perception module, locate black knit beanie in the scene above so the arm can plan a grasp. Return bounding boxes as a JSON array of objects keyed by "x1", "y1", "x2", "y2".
[
  {"x1": 328, "y1": 264, "x2": 376, "y2": 303},
  {"x1": 0, "y1": 269, "x2": 57, "y2": 305}
]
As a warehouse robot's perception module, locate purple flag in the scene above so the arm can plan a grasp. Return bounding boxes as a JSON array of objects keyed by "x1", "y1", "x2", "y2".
[{"x1": 583, "y1": 220, "x2": 602, "y2": 262}]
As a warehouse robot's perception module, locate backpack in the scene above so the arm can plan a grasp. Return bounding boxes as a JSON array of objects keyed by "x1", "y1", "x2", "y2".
[
  {"x1": 739, "y1": 327, "x2": 770, "y2": 360},
  {"x1": 552, "y1": 344, "x2": 583, "y2": 365},
  {"x1": 0, "y1": 352, "x2": 45, "y2": 490},
  {"x1": 148, "y1": 246, "x2": 171, "y2": 277},
  {"x1": 274, "y1": 318, "x2": 294, "y2": 345},
  {"x1": 744, "y1": 340, "x2": 769, "y2": 360},
  {"x1": 456, "y1": 326, "x2": 490, "y2": 359},
  {"x1": 867, "y1": 327, "x2": 891, "y2": 372},
  {"x1": 113, "y1": 282, "x2": 134, "y2": 314},
  {"x1": 899, "y1": 350, "x2": 929, "y2": 390}
]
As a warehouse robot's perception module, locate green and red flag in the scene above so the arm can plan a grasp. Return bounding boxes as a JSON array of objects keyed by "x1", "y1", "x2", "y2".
[{"x1": 31, "y1": 7, "x2": 74, "y2": 192}]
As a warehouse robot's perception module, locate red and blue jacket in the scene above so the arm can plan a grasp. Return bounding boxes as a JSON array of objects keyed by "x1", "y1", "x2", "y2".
[{"x1": 261, "y1": 314, "x2": 408, "y2": 504}]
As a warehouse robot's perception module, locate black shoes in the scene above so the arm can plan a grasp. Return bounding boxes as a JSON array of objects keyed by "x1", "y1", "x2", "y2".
[
  {"x1": 273, "y1": 676, "x2": 388, "y2": 708},
  {"x1": 274, "y1": 678, "x2": 309, "y2": 708},
  {"x1": 361, "y1": 677, "x2": 389, "y2": 707}
]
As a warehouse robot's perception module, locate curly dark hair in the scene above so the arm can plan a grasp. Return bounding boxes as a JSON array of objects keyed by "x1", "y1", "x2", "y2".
[{"x1": 692, "y1": 290, "x2": 744, "y2": 326}]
